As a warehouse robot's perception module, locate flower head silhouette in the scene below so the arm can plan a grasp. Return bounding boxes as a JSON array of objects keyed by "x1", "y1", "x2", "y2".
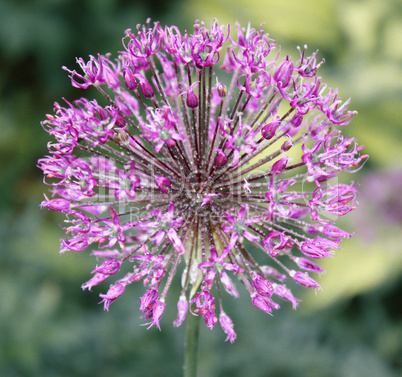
[{"x1": 39, "y1": 19, "x2": 367, "y2": 342}]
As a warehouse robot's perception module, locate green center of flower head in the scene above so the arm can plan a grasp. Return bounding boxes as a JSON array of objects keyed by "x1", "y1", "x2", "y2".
[
  {"x1": 234, "y1": 137, "x2": 245, "y2": 148},
  {"x1": 116, "y1": 129, "x2": 130, "y2": 146},
  {"x1": 159, "y1": 128, "x2": 170, "y2": 140},
  {"x1": 234, "y1": 220, "x2": 246, "y2": 234},
  {"x1": 311, "y1": 153, "x2": 320, "y2": 163},
  {"x1": 159, "y1": 220, "x2": 170, "y2": 231},
  {"x1": 199, "y1": 52, "x2": 209, "y2": 62},
  {"x1": 274, "y1": 190, "x2": 282, "y2": 204},
  {"x1": 93, "y1": 121, "x2": 104, "y2": 133},
  {"x1": 249, "y1": 80, "x2": 257, "y2": 91},
  {"x1": 110, "y1": 225, "x2": 120, "y2": 238},
  {"x1": 79, "y1": 179, "x2": 89, "y2": 188}
]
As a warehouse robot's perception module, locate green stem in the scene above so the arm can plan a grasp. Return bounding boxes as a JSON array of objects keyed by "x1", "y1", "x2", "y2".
[{"x1": 184, "y1": 314, "x2": 200, "y2": 377}]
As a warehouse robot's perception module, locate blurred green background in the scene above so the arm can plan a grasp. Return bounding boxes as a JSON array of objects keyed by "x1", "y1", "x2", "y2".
[{"x1": 0, "y1": 0, "x2": 401, "y2": 376}]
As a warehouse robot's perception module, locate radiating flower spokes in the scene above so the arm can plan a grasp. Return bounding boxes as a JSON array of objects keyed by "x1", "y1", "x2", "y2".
[{"x1": 39, "y1": 19, "x2": 367, "y2": 342}]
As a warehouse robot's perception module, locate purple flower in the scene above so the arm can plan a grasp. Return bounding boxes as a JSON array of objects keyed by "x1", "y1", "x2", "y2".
[
  {"x1": 252, "y1": 294, "x2": 274, "y2": 315},
  {"x1": 173, "y1": 296, "x2": 188, "y2": 327},
  {"x1": 273, "y1": 284, "x2": 301, "y2": 309},
  {"x1": 40, "y1": 195, "x2": 70, "y2": 212},
  {"x1": 290, "y1": 270, "x2": 321, "y2": 290},
  {"x1": 190, "y1": 290, "x2": 218, "y2": 329},
  {"x1": 252, "y1": 273, "x2": 274, "y2": 297},
  {"x1": 92, "y1": 259, "x2": 121, "y2": 275},
  {"x1": 99, "y1": 283, "x2": 125, "y2": 311},
  {"x1": 39, "y1": 20, "x2": 367, "y2": 342},
  {"x1": 219, "y1": 313, "x2": 236, "y2": 343},
  {"x1": 140, "y1": 289, "x2": 159, "y2": 315},
  {"x1": 147, "y1": 300, "x2": 166, "y2": 330},
  {"x1": 81, "y1": 273, "x2": 110, "y2": 291}
]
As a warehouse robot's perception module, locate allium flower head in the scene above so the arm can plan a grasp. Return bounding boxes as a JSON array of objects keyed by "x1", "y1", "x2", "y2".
[{"x1": 39, "y1": 19, "x2": 368, "y2": 342}]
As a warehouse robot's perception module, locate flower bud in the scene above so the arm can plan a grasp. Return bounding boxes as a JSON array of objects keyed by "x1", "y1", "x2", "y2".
[
  {"x1": 301, "y1": 241, "x2": 332, "y2": 259},
  {"x1": 252, "y1": 294, "x2": 273, "y2": 315},
  {"x1": 219, "y1": 313, "x2": 236, "y2": 343},
  {"x1": 252, "y1": 274, "x2": 274, "y2": 297},
  {"x1": 322, "y1": 224, "x2": 352, "y2": 239},
  {"x1": 260, "y1": 266, "x2": 286, "y2": 282},
  {"x1": 220, "y1": 271, "x2": 239, "y2": 298},
  {"x1": 155, "y1": 175, "x2": 171, "y2": 193},
  {"x1": 295, "y1": 257, "x2": 325, "y2": 274},
  {"x1": 290, "y1": 270, "x2": 321, "y2": 289},
  {"x1": 81, "y1": 273, "x2": 109, "y2": 291},
  {"x1": 41, "y1": 196, "x2": 70, "y2": 212},
  {"x1": 149, "y1": 301, "x2": 166, "y2": 330},
  {"x1": 291, "y1": 112, "x2": 303, "y2": 127},
  {"x1": 273, "y1": 284, "x2": 301, "y2": 309},
  {"x1": 136, "y1": 74, "x2": 154, "y2": 98},
  {"x1": 115, "y1": 113, "x2": 127, "y2": 128},
  {"x1": 100, "y1": 283, "x2": 125, "y2": 300},
  {"x1": 173, "y1": 296, "x2": 188, "y2": 327},
  {"x1": 215, "y1": 148, "x2": 228, "y2": 167},
  {"x1": 140, "y1": 289, "x2": 159, "y2": 312},
  {"x1": 264, "y1": 297, "x2": 280, "y2": 310},
  {"x1": 186, "y1": 90, "x2": 199, "y2": 108},
  {"x1": 261, "y1": 121, "x2": 278, "y2": 139},
  {"x1": 96, "y1": 106, "x2": 110, "y2": 121},
  {"x1": 281, "y1": 137, "x2": 293, "y2": 151},
  {"x1": 99, "y1": 283, "x2": 125, "y2": 311},
  {"x1": 123, "y1": 67, "x2": 138, "y2": 90},
  {"x1": 271, "y1": 157, "x2": 288, "y2": 175},
  {"x1": 92, "y1": 259, "x2": 120, "y2": 275},
  {"x1": 216, "y1": 82, "x2": 227, "y2": 97}
]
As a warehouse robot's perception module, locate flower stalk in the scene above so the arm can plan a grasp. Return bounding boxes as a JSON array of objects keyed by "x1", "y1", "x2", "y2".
[{"x1": 184, "y1": 312, "x2": 200, "y2": 377}]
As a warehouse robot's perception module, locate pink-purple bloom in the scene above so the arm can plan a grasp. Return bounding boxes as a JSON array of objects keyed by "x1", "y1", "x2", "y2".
[
  {"x1": 99, "y1": 283, "x2": 125, "y2": 311},
  {"x1": 39, "y1": 19, "x2": 367, "y2": 342},
  {"x1": 219, "y1": 313, "x2": 236, "y2": 343}
]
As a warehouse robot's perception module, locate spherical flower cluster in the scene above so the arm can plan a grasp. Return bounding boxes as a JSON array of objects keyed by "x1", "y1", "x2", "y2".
[{"x1": 39, "y1": 19, "x2": 367, "y2": 342}]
